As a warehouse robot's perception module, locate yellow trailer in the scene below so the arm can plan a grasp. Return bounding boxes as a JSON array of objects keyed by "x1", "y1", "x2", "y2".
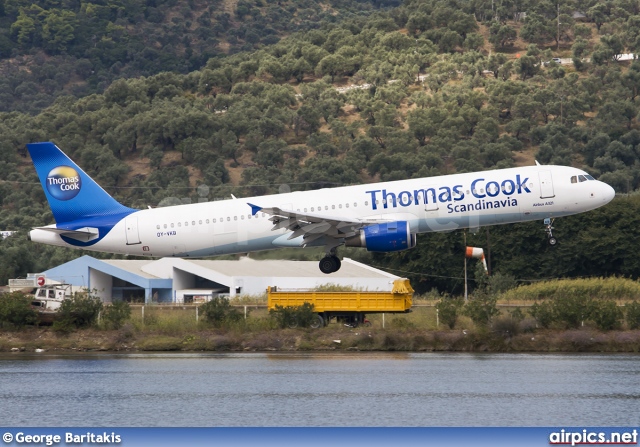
[{"x1": 267, "y1": 279, "x2": 413, "y2": 328}]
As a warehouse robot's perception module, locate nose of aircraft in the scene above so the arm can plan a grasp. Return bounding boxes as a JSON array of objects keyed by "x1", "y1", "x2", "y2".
[{"x1": 601, "y1": 182, "x2": 616, "y2": 204}]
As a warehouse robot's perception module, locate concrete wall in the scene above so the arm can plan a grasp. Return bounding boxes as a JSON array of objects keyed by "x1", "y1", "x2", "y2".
[{"x1": 88, "y1": 268, "x2": 113, "y2": 303}]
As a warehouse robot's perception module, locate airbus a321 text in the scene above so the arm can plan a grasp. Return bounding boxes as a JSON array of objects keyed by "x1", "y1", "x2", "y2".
[{"x1": 27, "y1": 142, "x2": 615, "y2": 274}]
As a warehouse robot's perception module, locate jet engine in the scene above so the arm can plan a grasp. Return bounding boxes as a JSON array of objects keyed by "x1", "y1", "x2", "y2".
[{"x1": 345, "y1": 221, "x2": 416, "y2": 252}]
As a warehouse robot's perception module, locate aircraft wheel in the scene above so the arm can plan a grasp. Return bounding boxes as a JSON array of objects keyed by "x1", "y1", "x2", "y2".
[
  {"x1": 333, "y1": 256, "x2": 341, "y2": 272},
  {"x1": 548, "y1": 237, "x2": 558, "y2": 246},
  {"x1": 319, "y1": 256, "x2": 338, "y2": 274}
]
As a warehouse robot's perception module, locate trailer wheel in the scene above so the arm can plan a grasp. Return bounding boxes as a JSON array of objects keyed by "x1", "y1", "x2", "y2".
[
  {"x1": 286, "y1": 318, "x2": 298, "y2": 329},
  {"x1": 310, "y1": 314, "x2": 324, "y2": 329}
]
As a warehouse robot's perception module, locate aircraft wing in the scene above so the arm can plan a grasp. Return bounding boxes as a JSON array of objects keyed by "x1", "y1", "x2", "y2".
[{"x1": 248, "y1": 203, "x2": 382, "y2": 245}]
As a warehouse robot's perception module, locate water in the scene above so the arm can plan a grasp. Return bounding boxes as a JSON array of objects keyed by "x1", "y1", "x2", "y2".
[{"x1": 1, "y1": 352, "x2": 639, "y2": 426}]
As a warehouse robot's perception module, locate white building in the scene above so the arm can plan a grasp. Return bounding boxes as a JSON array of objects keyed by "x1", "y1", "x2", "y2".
[{"x1": 38, "y1": 255, "x2": 399, "y2": 303}]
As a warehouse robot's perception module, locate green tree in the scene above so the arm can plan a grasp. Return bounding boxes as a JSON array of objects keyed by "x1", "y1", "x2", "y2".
[
  {"x1": 590, "y1": 300, "x2": 623, "y2": 331},
  {"x1": 463, "y1": 294, "x2": 499, "y2": 327},
  {"x1": 199, "y1": 297, "x2": 242, "y2": 327},
  {"x1": 436, "y1": 297, "x2": 463, "y2": 329},
  {"x1": 0, "y1": 291, "x2": 38, "y2": 328},
  {"x1": 53, "y1": 293, "x2": 103, "y2": 332},
  {"x1": 488, "y1": 22, "x2": 517, "y2": 49},
  {"x1": 626, "y1": 301, "x2": 640, "y2": 329}
]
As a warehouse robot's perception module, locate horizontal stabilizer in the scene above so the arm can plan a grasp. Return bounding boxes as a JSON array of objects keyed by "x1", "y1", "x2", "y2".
[{"x1": 34, "y1": 226, "x2": 100, "y2": 242}]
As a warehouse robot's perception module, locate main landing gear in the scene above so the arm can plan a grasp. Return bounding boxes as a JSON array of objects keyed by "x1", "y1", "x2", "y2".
[
  {"x1": 544, "y1": 217, "x2": 557, "y2": 246},
  {"x1": 319, "y1": 249, "x2": 341, "y2": 274}
]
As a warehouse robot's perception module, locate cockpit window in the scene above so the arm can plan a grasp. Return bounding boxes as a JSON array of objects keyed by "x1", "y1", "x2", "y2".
[
  {"x1": 570, "y1": 176, "x2": 577, "y2": 183},
  {"x1": 585, "y1": 175, "x2": 595, "y2": 180},
  {"x1": 579, "y1": 175, "x2": 587, "y2": 182}
]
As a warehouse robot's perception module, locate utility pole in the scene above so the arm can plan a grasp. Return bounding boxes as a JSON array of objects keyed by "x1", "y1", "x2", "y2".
[
  {"x1": 557, "y1": 2, "x2": 560, "y2": 51},
  {"x1": 463, "y1": 231, "x2": 468, "y2": 302}
]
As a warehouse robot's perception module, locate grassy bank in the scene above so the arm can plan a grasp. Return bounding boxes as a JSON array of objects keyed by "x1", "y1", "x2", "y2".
[{"x1": 2, "y1": 305, "x2": 640, "y2": 353}]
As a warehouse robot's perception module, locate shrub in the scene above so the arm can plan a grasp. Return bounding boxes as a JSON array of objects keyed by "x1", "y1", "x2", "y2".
[
  {"x1": 553, "y1": 295, "x2": 593, "y2": 329},
  {"x1": 436, "y1": 297, "x2": 464, "y2": 329},
  {"x1": 0, "y1": 292, "x2": 38, "y2": 328},
  {"x1": 102, "y1": 301, "x2": 132, "y2": 330},
  {"x1": 53, "y1": 293, "x2": 103, "y2": 332},
  {"x1": 389, "y1": 317, "x2": 416, "y2": 330},
  {"x1": 498, "y1": 277, "x2": 640, "y2": 301},
  {"x1": 509, "y1": 307, "x2": 526, "y2": 322},
  {"x1": 492, "y1": 316, "x2": 520, "y2": 337},
  {"x1": 590, "y1": 300, "x2": 623, "y2": 331},
  {"x1": 626, "y1": 301, "x2": 640, "y2": 329},
  {"x1": 199, "y1": 297, "x2": 243, "y2": 327},
  {"x1": 269, "y1": 303, "x2": 315, "y2": 328},
  {"x1": 463, "y1": 294, "x2": 499, "y2": 326},
  {"x1": 530, "y1": 301, "x2": 555, "y2": 328}
]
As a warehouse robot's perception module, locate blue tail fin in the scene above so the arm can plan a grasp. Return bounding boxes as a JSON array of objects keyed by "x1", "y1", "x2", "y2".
[{"x1": 27, "y1": 142, "x2": 137, "y2": 224}]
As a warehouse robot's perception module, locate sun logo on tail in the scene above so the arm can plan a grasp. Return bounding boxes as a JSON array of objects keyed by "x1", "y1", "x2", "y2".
[{"x1": 46, "y1": 166, "x2": 82, "y2": 201}]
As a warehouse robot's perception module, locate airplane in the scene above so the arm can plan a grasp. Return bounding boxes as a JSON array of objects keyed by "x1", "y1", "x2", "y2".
[{"x1": 26, "y1": 142, "x2": 616, "y2": 274}]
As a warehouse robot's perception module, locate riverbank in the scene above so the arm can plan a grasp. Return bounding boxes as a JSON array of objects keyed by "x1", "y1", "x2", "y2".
[{"x1": 2, "y1": 325, "x2": 640, "y2": 353}]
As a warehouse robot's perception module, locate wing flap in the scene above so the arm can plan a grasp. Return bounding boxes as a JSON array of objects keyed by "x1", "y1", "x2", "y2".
[{"x1": 249, "y1": 202, "x2": 368, "y2": 246}]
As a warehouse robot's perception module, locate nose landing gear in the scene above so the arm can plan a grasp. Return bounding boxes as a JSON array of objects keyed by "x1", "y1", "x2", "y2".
[{"x1": 544, "y1": 217, "x2": 557, "y2": 246}]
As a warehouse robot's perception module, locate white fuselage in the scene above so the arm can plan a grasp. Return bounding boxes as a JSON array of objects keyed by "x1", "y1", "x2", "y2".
[{"x1": 30, "y1": 164, "x2": 615, "y2": 257}]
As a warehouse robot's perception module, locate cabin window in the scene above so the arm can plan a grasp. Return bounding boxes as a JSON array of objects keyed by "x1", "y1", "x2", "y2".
[
  {"x1": 227, "y1": 217, "x2": 230, "y2": 222},
  {"x1": 332, "y1": 205, "x2": 335, "y2": 209},
  {"x1": 206, "y1": 219, "x2": 209, "y2": 224},
  {"x1": 311, "y1": 207, "x2": 314, "y2": 211},
  {"x1": 184, "y1": 222, "x2": 188, "y2": 227},
  {"x1": 178, "y1": 222, "x2": 182, "y2": 227},
  {"x1": 234, "y1": 216, "x2": 237, "y2": 221},
  {"x1": 339, "y1": 204, "x2": 343, "y2": 208},
  {"x1": 164, "y1": 224, "x2": 167, "y2": 229},
  {"x1": 156, "y1": 225, "x2": 160, "y2": 229},
  {"x1": 304, "y1": 208, "x2": 307, "y2": 212},
  {"x1": 345, "y1": 203, "x2": 349, "y2": 208},
  {"x1": 213, "y1": 219, "x2": 216, "y2": 223},
  {"x1": 325, "y1": 206, "x2": 328, "y2": 210},
  {"x1": 171, "y1": 223, "x2": 174, "y2": 228},
  {"x1": 353, "y1": 202, "x2": 357, "y2": 207},
  {"x1": 241, "y1": 215, "x2": 244, "y2": 220},
  {"x1": 193, "y1": 221, "x2": 196, "y2": 225},
  {"x1": 365, "y1": 201, "x2": 369, "y2": 206}
]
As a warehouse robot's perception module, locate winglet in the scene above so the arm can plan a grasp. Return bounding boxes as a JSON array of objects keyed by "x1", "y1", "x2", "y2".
[{"x1": 248, "y1": 203, "x2": 262, "y2": 216}]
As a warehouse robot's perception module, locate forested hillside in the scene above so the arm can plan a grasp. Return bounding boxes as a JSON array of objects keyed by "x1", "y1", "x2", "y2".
[{"x1": 1, "y1": 0, "x2": 640, "y2": 292}]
